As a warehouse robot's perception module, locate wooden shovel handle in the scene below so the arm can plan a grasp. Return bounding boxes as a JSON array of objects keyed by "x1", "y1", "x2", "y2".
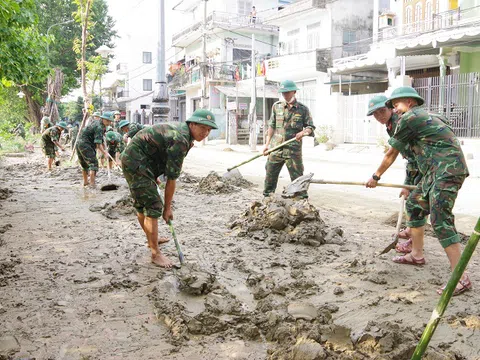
[{"x1": 311, "y1": 179, "x2": 416, "y2": 190}]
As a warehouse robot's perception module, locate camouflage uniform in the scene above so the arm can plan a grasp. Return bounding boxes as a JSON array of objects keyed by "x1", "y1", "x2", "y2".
[
  {"x1": 127, "y1": 123, "x2": 145, "y2": 139},
  {"x1": 13, "y1": 124, "x2": 26, "y2": 139},
  {"x1": 70, "y1": 126, "x2": 79, "y2": 148},
  {"x1": 106, "y1": 132, "x2": 122, "y2": 160},
  {"x1": 121, "y1": 123, "x2": 193, "y2": 218},
  {"x1": 41, "y1": 127, "x2": 62, "y2": 158},
  {"x1": 386, "y1": 114, "x2": 422, "y2": 186},
  {"x1": 76, "y1": 120, "x2": 105, "y2": 172},
  {"x1": 40, "y1": 116, "x2": 53, "y2": 132},
  {"x1": 264, "y1": 99, "x2": 315, "y2": 197},
  {"x1": 389, "y1": 106, "x2": 469, "y2": 248}
]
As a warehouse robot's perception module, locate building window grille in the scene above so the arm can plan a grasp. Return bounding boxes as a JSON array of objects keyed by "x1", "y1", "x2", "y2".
[
  {"x1": 143, "y1": 79, "x2": 152, "y2": 91},
  {"x1": 143, "y1": 52, "x2": 152, "y2": 64}
]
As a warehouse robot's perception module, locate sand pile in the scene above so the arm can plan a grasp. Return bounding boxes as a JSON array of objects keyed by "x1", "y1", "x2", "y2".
[
  {"x1": 230, "y1": 195, "x2": 344, "y2": 247},
  {"x1": 197, "y1": 171, "x2": 254, "y2": 194},
  {"x1": 89, "y1": 194, "x2": 136, "y2": 219}
]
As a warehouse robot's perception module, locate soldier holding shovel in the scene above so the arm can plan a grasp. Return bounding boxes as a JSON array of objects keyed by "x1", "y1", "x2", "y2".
[
  {"x1": 366, "y1": 87, "x2": 471, "y2": 296},
  {"x1": 263, "y1": 80, "x2": 315, "y2": 198},
  {"x1": 366, "y1": 95, "x2": 422, "y2": 253},
  {"x1": 121, "y1": 109, "x2": 217, "y2": 268}
]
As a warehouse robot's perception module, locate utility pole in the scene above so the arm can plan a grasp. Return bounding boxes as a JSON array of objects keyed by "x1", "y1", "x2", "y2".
[
  {"x1": 249, "y1": 34, "x2": 257, "y2": 151},
  {"x1": 152, "y1": 0, "x2": 170, "y2": 123},
  {"x1": 200, "y1": 0, "x2": 208, "y2": 110}
]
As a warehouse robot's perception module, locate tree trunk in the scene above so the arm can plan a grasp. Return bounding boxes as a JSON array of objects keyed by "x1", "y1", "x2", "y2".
[
  {"x1": 80, "y1": 0, "x2": 93, "y2": 111},
  {"x1": 24, "y1": 87, "x2": 42, "y2": 127}
]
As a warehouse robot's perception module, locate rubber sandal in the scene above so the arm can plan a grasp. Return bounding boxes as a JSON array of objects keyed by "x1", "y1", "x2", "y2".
[
  {"x1": 392, "y1": 254, "x2": 426, "y2": 266},
  {"x1": 395, "y1": 239, "x2": 412, "y2": 254},
  {"x1": 398, "y1": 228, "x2": 411, "y2": 239},
  {"x1": 437, "y1": 276, "x2": 472, "y2": 296}
]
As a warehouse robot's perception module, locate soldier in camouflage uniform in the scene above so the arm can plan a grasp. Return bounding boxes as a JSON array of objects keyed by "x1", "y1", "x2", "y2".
[
  {"x1": 13, "y1": 123, "x2": 26, "y2": 139},
  {"x1": 105, "y1": 131, "x2": 123, "y2": 169},
  {"x1": 366, "y1": 87, "x2": 471, "y2": 296},
  {"x1": 70, "y1": 124, "x2": 79, "y2": 149},
  {"x1": 40, "y1": 116, "x2": 53, "y2": 132},
  {"x1": 41, "y1": 121, "x2": 67, "y2": 170},
  {"x1": 113, "y1": 111, "x2": 121, "y2": 132},
  {"x1": 367, "y1": 95, "x2": 422, "y2": 253},
  {"x1": 121, "y1": 109, "x2": 217, "y2": 268},
  {"x1": 118, "y1": 120, "x2": 144, "y2": 144},
  {"x1": 263, "y1": 80, "x2": 315, "y2": 198},
  {"x1": 76, "y1": 111, "x2": 114, "y2": 187}
]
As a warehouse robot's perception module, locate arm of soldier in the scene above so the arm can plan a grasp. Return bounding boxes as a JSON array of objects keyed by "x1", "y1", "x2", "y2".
[
  {"x1": 366, "y1": 146, "x2": 400, "y2": 188},
  {"x1": 263, "y1": 105, "x2": 277, "y2": 155},
  {"x1": 53, "y1": 140, "x2": 65, "y2": 151},
  {"x1": 163, "y1": 141, "x2": 189, "y2": 222},
  {"x1": 162, "y1": 179, "x2": 176, "y2": 223},
  {"x1": 296, "y1": 108, "x2": 315, "y2": 141}
]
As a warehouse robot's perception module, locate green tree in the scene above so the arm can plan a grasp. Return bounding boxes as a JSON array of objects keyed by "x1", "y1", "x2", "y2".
[{"x1": 0, "y1": 87, "x2": 29, "y2": 137}]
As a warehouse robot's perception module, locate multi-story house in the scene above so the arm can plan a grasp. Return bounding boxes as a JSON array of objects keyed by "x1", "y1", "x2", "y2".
[
  {"x1": 263, "y1": 0, "x2": 374, "y2": 127},
  {"x1": 327, "y1": 0, "x2": 480, "y2": 144},
  {"x1": 168, "y1": 0, "x2": 286, "y2": 140}
]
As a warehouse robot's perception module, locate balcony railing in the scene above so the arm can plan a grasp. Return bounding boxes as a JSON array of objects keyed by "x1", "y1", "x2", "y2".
[
  {"x1": 168, "y1": 63, "x2": 237, "y2": 89},
  {"x1": 378, "y1": 6, "x2": 480, "y2": 41},
  {"x1": 172, "y1": 11, "x2": 279, "y2": 44},
  {"x1": 117, "y1": 90, "x2": 129, "y2": 98}
]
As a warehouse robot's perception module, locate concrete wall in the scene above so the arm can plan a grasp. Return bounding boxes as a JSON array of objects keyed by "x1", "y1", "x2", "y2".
[{"x1": 460, "y1": 52, "x2": 480, "y2": 73}]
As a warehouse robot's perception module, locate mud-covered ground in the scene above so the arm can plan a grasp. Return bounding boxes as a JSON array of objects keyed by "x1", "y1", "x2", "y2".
[{"x1": 0, "y1": 150, "x2": 479, "y2": 360}]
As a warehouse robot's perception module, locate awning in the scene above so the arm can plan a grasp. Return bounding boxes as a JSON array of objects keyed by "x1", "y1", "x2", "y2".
[{"x1": 215, "y1": 84, "x2": 280, "y2": 98}]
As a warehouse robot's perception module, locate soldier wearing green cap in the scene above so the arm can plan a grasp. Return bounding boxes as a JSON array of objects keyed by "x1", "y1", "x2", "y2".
[
  {"x1": 113, "y1": 110, "x2": 122, "y2": 132},
  {"x1": 40, "y1": 116, "x2": 53, "y2": 132},
  {"x1": 263, "y1": 79, "x2": 315, "y2": 197},
  {"x1": 105, "y1": 130, "x2": 123, "y2": 168},
  {"x1": 118, "y1": 120, "x2": 145, "y2": 144},
  {"x1": 366, "y1": 95, "x2": 422, "y2": 250},
  {"x1": 41, "y1": 122, "x2": 67, "y2": 170},
  {"x1": 121, "y1": 109, "x2": 217, "y2": 268},
  {"x1": 366, "y1": 86, "x2": 471, "y2": 296},
  {"x1": 76, "y1": 111, "x2": 115, "y2": 187}
]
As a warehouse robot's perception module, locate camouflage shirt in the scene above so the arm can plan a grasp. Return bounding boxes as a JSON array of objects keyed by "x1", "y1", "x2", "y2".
[
  {"x1": 127, "y1": 123, "x2": 145, "y2": 139},
  {"x1": 121, "y1": 122, "x2": 193, "y2": 180},
  {"x1": 78, "y1": 120, "x2": 105, "y2": 146},
  {"x1": 41, "y1": 126, "x2": 61, "y2": 146},
  {"x1": 389, "y1": 106, "x2": 469, "y2": 194},
  {"x1": 107, "y1": 133, "x2": 123, "y2": 153},
  {"x1": 386, "y1": 113, "x2": 420, "y2": 186},
  {"x1": 268, "y1": 99, "x2": 315, "y2": 155},
  {"x1": 40, "y1": 117, "x2": 53, "y2": 132}
]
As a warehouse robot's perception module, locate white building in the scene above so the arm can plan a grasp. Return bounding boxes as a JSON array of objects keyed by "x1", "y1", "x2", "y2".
[
  {"x1": 168, "y1": 0, "x2": 286, "y2": 141},
  {"x1": 264, "y1": 0, "x2": 374, "y2": 136}
]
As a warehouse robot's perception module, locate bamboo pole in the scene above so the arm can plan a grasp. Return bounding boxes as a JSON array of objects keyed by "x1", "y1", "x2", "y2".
[
  {"x1": 411, "y1": 217, "x2": 480, "y2": 360},
  {"x1": 310, "y1": 179, "x2": 417, "y2": 190}
]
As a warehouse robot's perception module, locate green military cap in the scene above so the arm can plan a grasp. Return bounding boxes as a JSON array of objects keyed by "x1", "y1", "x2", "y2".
[
  {"x1": 113, "y1": 111, "x2": 121, "y2": 115},
  {"x1": 93, "y1": 111, "x2": 101, "y2": 117},
  {"x1": 366, "y1": 95, "x2": 388, "y2": 116},
  {"x1": 105, "y1": 131, "x2": 118, "y2": 142},
  {"x1": 186, "y1": 109, "x2": 218, "y2": 129},
  {"x1": 386, "y1": 87, "x2": 425, "y2": 108},
  {"x1": 99, "y1": 111, "x2": 114, "y2": 122},
  {"x1": 118, "y1": 120, "x2": 130, "y2": 129},
  {"x1": 278, "y1": 80, "x2": 299, "y2": 93},
  {"x1": 56, "y1": 121, "x2": 68, "y2": 129}
]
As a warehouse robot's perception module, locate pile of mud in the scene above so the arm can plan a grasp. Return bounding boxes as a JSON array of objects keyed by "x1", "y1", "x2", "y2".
[
  {"x1": 150, "y1": 282, "x2": 459, "y2": 359},
  {"x1": 230, "y1": 195, "x2": 344, "y2": 247},
  {"x1": 0, "y1": 188, "x2": 13, "y2": 201},
  {"x1": 89, "y1": 194, "x2": 136, "y2": 219},
  {"x1": 175, "y1": 264, "x2": 219, "y2": 295},
  {"x1": 197, "y1": 171, "x2": 254, "y2": 194}
]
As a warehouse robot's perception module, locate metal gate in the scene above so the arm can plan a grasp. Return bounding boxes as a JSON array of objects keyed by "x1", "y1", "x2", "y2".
[
  {"x1": 342, "y1": 93, "x2": 386, "y2": 144},
  {"x1": 413, "y1": 72, "x2": 480, "y2": 138}
]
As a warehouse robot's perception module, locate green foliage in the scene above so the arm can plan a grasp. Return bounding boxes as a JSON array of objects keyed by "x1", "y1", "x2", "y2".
[
  {"x1": 314, "y1": 125, "x2": 334, "y2": 144},
  {"x1": 0, "y1": 87, "x2": 28, "y2": 137},
  {"x1": 0, "y1": 0, "x2": 49, "y2": 85},
  {"x1": 64, "y1": 97, "x2": 84, "y2": 123}
]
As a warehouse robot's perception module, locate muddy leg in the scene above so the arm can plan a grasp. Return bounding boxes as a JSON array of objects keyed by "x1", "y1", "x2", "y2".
[
  {"x1": 137, "y1": 213, "x2": 170, "y2": 249},
  {"x1": 89, "y1": 170, "x2": 96, "y2": 187},
  {"x1": 141, "y1": 215, "x2": 173, "y2": 268},
  {"x1": 47, "y1": 158, "x2": 54, "y2": 171},
  {"x1": 82, "y1": 171, "x2": 89, "y2": 186}
]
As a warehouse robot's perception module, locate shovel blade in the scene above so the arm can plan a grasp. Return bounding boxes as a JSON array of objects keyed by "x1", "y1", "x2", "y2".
[
  {"x1": 379, "y1": 235, "x2": 399, "y2": 255},
  {"x1": 222, "y1": 168, "x2": 242, "y2": 180},
  {"x1": 282, "y1": 173, "x2": 314, "y2": 198}
]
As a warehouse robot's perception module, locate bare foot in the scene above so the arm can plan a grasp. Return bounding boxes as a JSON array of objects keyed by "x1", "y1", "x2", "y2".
[
  {"x1": 158, "y1": 237, "x2": 170, "y2": 245},
  {"x1": 151, "y1": 253, "x2": 174, "y2": 268}
]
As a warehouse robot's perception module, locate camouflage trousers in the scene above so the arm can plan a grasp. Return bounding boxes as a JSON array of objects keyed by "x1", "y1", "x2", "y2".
[
  {"x1": 76, "y1": 141, "x2": 99, "y2": 172},
  {"x1": 406, "y1": 176, "x2": 466, "y2": 248},
  {"x1": 121, "y1": 159, "x2": 164, "y2": 218},
  {"x1": 41, "y1": 139, "x2": 56, "y2": 159},
  {"x1": 263, "y1": 151, "x2": 304, "y2": 197}
]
